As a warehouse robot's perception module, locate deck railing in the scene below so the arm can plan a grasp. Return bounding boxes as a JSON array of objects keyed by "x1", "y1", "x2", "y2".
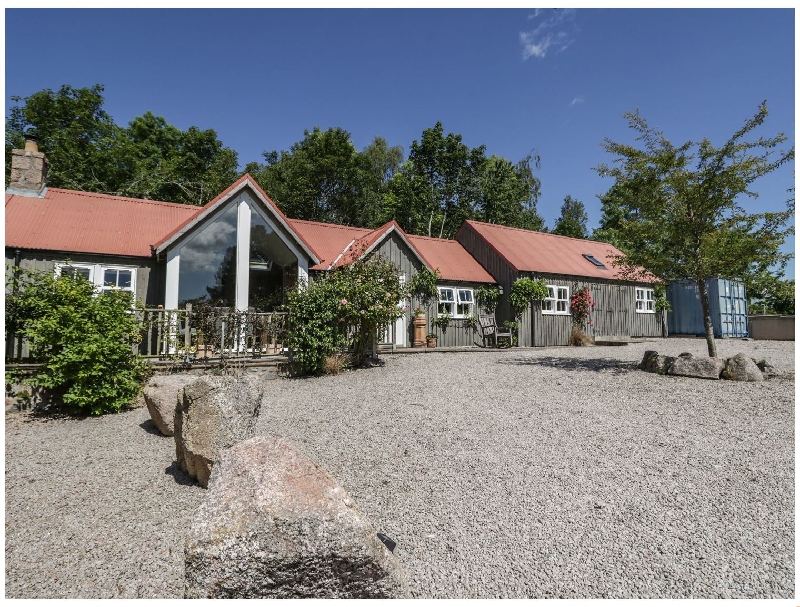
[
  {"x1": 5, "y1": 305, "x2": 289, "y2": 364},
  {"x1": 135, "y1": 305, "x2": 289, "y2": 361}
]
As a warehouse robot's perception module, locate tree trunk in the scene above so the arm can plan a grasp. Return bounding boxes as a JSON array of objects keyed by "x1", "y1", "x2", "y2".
[
  {"x1": 697, "y1": 278, "x2": 717, "y2": 357},
  {"x1": 661, "y1": 309, "x2": 669, "y2": 338}
]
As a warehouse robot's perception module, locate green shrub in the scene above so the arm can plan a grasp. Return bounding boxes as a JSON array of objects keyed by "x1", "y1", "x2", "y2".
[
  {"x1": 286, "y1": 256, "x2": 404, "y2": 375},
  {"x1": 6, "y1": 267, "x2": 148, "y2": 415},
  {"x1": 509, "y1": 277, "x2": 549, "y2": 317},
  {"x1": 475, "y1": 285, "x2": 500, "y2": 313}
]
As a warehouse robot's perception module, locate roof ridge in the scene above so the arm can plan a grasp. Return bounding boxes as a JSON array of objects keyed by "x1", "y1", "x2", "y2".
[
  {"x1": 466, "y1": 219, "x2": 616, "y2": 249},
  {"x1": 406, "y1": 233, "x2": 456, "y2": 243},
  {"x1": 289, "y1": 218, "x2": 372, "y2": 232},
  {"x1": 45, "y1": 187, "x2": 196, "y2": 209}
]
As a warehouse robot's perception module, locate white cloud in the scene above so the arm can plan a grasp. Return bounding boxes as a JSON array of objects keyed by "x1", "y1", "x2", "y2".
[
  {"x1": 520, "y1": 8, "x2": 578, "y2": 60},
  {"x1": 570, "y1": 96, "x2": 585, "y2": 107}
]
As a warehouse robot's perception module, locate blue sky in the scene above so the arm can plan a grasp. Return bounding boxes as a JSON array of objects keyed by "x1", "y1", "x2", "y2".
[{"x1": 5, "y1": 7, "x2": 795, "y2": 276}]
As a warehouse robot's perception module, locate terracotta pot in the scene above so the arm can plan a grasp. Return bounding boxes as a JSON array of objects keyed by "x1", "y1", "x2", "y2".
[{"x1": 426, "y1": 337, "x2": 437, "y2": 348}]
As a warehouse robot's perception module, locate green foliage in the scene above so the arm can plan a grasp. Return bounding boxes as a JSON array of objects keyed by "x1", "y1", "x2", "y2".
[
  {"x1": 409, "y1": 266, "x2": 440, "y2": 309},
  {"x1": 249, "y1": 127, "x2": 402, "y2": 227},
  {"x1": 552, "y1": 195, "x2": 588, "y2": 239},
  {"x1": 286, "y1": 256, "x2": 403, "y2": 375},
  {"x1": 509, "y1": 278, "x2": 549, "y2": 317},
  {"x1": 384, "y1": 122, "x2": 545, "y2": 238},
  {"x1": 748, "y1": 274, "x2": 795, "y2": 315},
  {"x1": 6, "y1": 267, "x2": 148, "y2": 415},
  {"x1": 502, "y1": 320, "x2": 519, "y2": 346},
  {"x1": 6, "y1": 85, "x2": 239, "y2": 204},
  {"x1": 431, "y1": 312, "x2": 451, "y2": 333},
  {"x1": 595, "y1": 103, "x2": 794, "y2": 356},
  {"x1": 569, "y1": 286, "x2": 596, "y2": 329},
  {"x1": 463, "y1": 315, "x2": 479, "y2": 331},
  {"x1": 476, "y1": 285, "x2": 500, "y2": 313},
  {"x1": 653, "y1": 283, "x2": 672, "y2": 313}
]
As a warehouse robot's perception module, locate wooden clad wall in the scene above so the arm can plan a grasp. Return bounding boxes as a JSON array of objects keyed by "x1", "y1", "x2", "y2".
[
  {"x1": 5, "y1": 249, "x2": 159, "y2": 306},
  {"x1": 372, "y1": 232, "x2": 425, "y2": 345},
  {"x1": 524, "y1": 274, "x2": 662, "y2": 346},
  {"x1": 455, "y1": 224, "x2": 519, "y2": 326},
  {"x1": 423, "y1": 292, "x2": 492, "y2": 348}
]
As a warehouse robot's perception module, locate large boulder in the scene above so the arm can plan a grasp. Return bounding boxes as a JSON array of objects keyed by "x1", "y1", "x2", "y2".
[
  {"x1": 753, "y1": 358, "x2": 778, "y2": 378},
  {"x1": 184, "y1": 436, "x2": 407, "y2": 599},
  {"x1": 143, "y1": 374, "x2": 198, "y2": 436},
  {"x1": 722, "y1": 354, "x2": 763, "y2": 382},
  {"x1": 666, "y1": 353, "x2": 723, "y2": 380},
  {"x1": 639, "y1": 350, "x2": 674, "y2": 374},
  {"x1": 174, "y1": 374, "x2": 263, "y2": 488}
]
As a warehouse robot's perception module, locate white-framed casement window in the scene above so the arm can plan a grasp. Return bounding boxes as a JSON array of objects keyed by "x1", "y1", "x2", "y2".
[
  {"x1": 55, "y1": 262, "x2": 137, "y2": 298},
  {"x1": 437, "y1": 286, "x2": 475, "y2": 318},
  {"x1": 542, "y1": 285, "x2": 569, "y2": 315},
  {"x1": 635, "y1": 287, "x2": 655, "y2": 313}
]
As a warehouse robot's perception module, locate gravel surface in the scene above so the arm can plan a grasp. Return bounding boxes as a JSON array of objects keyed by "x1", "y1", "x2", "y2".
[{"x1": 5, "y1": 337, "x2": 795, "y2": 599}]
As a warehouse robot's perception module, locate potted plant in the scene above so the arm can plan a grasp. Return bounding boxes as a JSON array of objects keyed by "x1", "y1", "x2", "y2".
[{"x1": 426, "y1": 333, "x2": 438, "y2": 348}]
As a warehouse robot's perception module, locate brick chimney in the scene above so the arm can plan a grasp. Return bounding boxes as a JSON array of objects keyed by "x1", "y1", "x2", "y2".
[{"x1": 9, "y1": 133, "x2": 48, "y2": 196}]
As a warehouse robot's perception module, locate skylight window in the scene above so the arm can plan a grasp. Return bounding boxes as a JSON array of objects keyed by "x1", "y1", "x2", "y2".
[{"x1": 582, "y1": 254, "x2": 606, "y2": 269}]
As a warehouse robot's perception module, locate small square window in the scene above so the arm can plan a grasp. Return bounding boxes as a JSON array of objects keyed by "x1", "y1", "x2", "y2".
[
  {"x1": 542, "y1": 284, "x2": 569, "y2": 315},
  {"x1": 636, "y1": 288, "x2": 655, "y2": 313}
]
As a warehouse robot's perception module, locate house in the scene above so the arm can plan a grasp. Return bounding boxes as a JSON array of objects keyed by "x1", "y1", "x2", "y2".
[
  {"x1": 456, "y1": 220, "x2": 662, "y2": 346},
  {"x1": 6, "y1": 137, "x2": 495, "y2": 350}
]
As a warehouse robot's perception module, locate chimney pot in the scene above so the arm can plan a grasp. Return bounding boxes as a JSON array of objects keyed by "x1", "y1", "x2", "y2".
[{"x1": 23, "y1": 132, "x2": 39, "y2": 153}]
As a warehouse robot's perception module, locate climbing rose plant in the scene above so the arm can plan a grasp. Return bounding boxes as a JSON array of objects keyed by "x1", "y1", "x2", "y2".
[
  {"x1": 570, "y1": 286, "x2": 596, "y2": 329},
  {"x1": 286, "y1": 255, "x2": 404, "y2": 375}
]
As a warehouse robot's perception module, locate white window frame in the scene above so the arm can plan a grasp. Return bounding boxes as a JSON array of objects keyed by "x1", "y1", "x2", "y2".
[
  {"x1": 437, "y1": 286, "x2": 456, "y2": 316},
  {"x1": 635, "y1": 287, "x2": 655, "y2": 313},
  {"x1": 437, "y1": 285, "x2": 475, "y2": 319},
  {"x1": 542, "y1": 284, "x2": 570, "y2": 315},
  {"x1": 55, "y1": 262, "x2": 137, "y2": 299}
]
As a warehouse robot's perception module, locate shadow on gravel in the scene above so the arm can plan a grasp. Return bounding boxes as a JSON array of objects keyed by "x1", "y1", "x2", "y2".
[
  {"x1": 139, "y1": 419, "x2": 162, "y2": 436},
  {"x1": 165, "y1": 461, "x2": 197, "y2": 487},
  {"x1": 499, "y1": 356, "x2": 639, "y2": 375}
]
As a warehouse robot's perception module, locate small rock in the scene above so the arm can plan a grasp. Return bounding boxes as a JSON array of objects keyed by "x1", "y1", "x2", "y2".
[
  {"x1": 721, "y1": 354, "x2": 763, "y2": 382},
  {"x1": 143, "y1": 374, "x2": 198, "y2": 436}
]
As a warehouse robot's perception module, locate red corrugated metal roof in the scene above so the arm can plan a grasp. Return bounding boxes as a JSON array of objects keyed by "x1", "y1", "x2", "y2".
[
  {"x1": 287, "y1": 219, "x2": 372, "y2": 270},
  {"x1": 460, "y1": 220, "x2": 655, "y2": 282},
  {"x1": 407, "y1": 234, "x2": 496, "y2": 284},
  {"x1": 152, "y1": 175, "x2": 320, "y2": 265},
  {"x1": 5, "y1": 188, "x2": 196, "y2": 257}
]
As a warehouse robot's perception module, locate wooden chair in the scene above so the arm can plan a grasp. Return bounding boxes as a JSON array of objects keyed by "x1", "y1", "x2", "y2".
[{"x1": 478, "y1": 315, "x2": 513, "y2": 348}]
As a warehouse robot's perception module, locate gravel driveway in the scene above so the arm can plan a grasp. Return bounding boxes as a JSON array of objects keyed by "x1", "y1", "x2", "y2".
[{"x1": 5, "y1": 337, "x2": 794, "y2": 598}]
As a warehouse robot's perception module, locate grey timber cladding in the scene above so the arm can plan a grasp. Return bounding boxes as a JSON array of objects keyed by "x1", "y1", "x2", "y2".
[
  {"x1": 455, "y1": 224, "x2": 519, "y2": 325},
  {"x1": 5, "y1": 249, "x2": 161, "y2": 307},
  {"x1": 522, "y1": 274, "x2": 662, "y2": 347},
  {"x1": 372, "y1": 231, "x2": 424, "y2": 346}
]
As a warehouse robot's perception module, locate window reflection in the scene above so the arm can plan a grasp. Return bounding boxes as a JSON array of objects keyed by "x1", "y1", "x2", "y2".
[
  {"x1": 178, "y1": 203, "x2": 238, "y2": 308},
  {"x1": 249, "y1": 211, "x2": 297, "y2": 311}
]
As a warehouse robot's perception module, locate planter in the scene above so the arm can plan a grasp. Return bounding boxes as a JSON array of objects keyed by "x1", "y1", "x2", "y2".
[
  {"x1": 426, "y1": 336, "x2": 437, "y2": 348},
  {"x1": 413, "y1": 313, "x2": 427, "y2": 348}
]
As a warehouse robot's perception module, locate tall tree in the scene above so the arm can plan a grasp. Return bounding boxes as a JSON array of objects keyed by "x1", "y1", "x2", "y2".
[
  {"x1": 595, "y1": 103, "x2": 794, "y2": 357},
  {"x1": 248, "y1": 127, "x2": 360, "y2": 223},
  {"x1": 387, "y1": 122, "x2": 487, "y2": 238},
  {"x1": 552, "y1": 195, "x2": 588, "y2": 239},
  {"x1": 6, "y1": 84, "x2": 120, "y2": 191},
  {"x1": 475, "y1": 154, "x2": 546, "y2": 231},
  {"x1": 591, "y1": 181, "x2": 638, "y2": 250},
  {"x1": 6, "y1": 85, "x2": 239, "y2": 205}
]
